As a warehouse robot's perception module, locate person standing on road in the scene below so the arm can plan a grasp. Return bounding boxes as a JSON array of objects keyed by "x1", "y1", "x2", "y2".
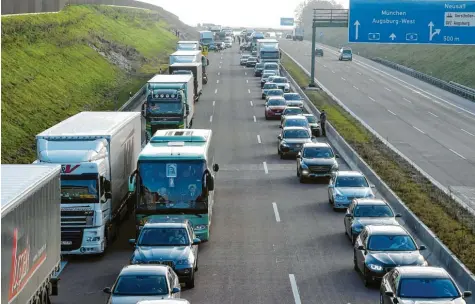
[
  {"x1": 320, "y1": 110, "x2": 327, "y2": 136},
  {"x1": 238, "y1": 36, "x2": 241, "y2": 44}
]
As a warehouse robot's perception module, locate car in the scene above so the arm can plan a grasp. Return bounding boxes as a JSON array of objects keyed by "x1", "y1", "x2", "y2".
[
  {"x1": 277, "y1": 126, "x2": 314, "y2": 159},
  {"x1": 284, "y1": 97, "x2": 304, "y2": 109},
  {"x1": 380, "y1": 266, "x2": 472, "y2": 304},
  {"x1": 128, "y1": 219, "x2": 201, "y2": 288},
  {"x1": 254, "y1": 62, "x2": 265, "y2": 76},
  {"x1": 261, "y1": 83, "x2": 278, "y2": 99},
  {"x1": 216, "y1": 42, "x2": 225, "y2": 50},
  {"x1": 302, "y1": 113, "x2": 321, "y2": 136},
  {"x1": 270, "y1": 76, "x2": 291, "y2": 93},
  {"x1": 286, "y1": 34, "x2": 292, "y2": 39},
  {"x1": 344, "y1": 198, "x2": 401, "y2": 244},
  {"x1": 265, "y1": 88, "x2": 284, "y2": 101},
  {"x1": 315, "y1": 47, "x2": 324, "y2": 57},
  {"x1": 280, "y1": 106, "x2": 304, "y2": 124},
  {"x1": 280, "y1": 115, "x2": 312, "y2": 135},
  {"x1": 246, "y1": 56, "x2": 258, "y2": 67},
  {"x1": 260, "y1": 71, "x2": 278, "y2": 88},
  {"x1": 224, "y1": 37, "x2": 233, "y2": 48},
  {"x1": 263, "y1": 62, "x2": 280, "y2": 74},
  {"x1": 240, "y1": 54, "x2": 251, "y2": 65},
  {"x1": 240, "y1": 42, "x2": 247, "y2": 50},
  {"x1": 339, "y1": 47, "x2": 353, "y2": 61},
  {"x1": 251, "y1": 50, "x2": 257, "y2": 56},
  {"x1": 328, "y1": 171, "x2": 376, "y2": 210},
  {"x1": 103, "y1": 265, "x2": 181, "y2": 302},
  {"x1": 296, "y1": 142, "x2": 339, "y2": 183},
  {"x1": 354, "y1": 225, "x2": 428, "y2": 286},
  {"x1": 265, "y1": 96, "x2": 287, "y2": 120},
  {"x1": 283, "y1": 93, "x2": 303, "y2": 105}
]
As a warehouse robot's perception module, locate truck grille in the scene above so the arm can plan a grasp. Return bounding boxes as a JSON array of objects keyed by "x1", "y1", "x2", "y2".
[
  {"x1": 61, "y1": 210, "x2": 93, "y2": 227},
  {"x1": 61, "y1": 228, "x2": 83, "y2": 251},
  {"x1": 148, "y1": 260, "x2": 174, "y2": 267},
  {"x1": 308, "y1": 165, "x2": 332, "y2": 173}
]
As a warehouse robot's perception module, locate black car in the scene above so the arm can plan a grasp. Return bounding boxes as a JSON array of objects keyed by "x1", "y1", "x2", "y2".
[
  {"x1": 246, "y1": 56, "x2": 258, "y2": 67},
  {"x1": 296, "y1": 142, "x2": 339, "y2": 183},
  {"x1": 315, "y1": 48, "x2": 324, "y2": 57},
  {"x1": 380, "y1": 266, "x2": 472, "y2": 304},
  {"x1": 254, "y1": 63, "x2": 265, "y2": 76},
  {"x1": 354, "y1": 225, "x2": 427, "y2": 287}
]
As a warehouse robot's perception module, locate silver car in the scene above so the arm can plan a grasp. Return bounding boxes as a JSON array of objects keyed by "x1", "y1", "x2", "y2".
[
  {"x1": 280, "y1": 115, "x2": 312, "y2": 135},
  {"x1": 328, "y1": 171, "x2": 375, "y2": 210},
  {"x1": 240, "y1": 54, "x2": 251, "y2": 65},
  {"x1": 280, "y1": 107, "x2": 304, "y2": 124},
  {"x1": 103, "y1": 265, "x2": 181, "y2": 304},
  {"x1": 270, "y1": 76, "x2": 291, "y2": 93}
]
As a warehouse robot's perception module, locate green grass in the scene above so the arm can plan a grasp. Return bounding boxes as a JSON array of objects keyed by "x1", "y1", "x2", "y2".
[
  {"x1": 305, "y1": 28, "x2": 475, "y2": 89},
  {"x1": 1, "y1": 5, "x2": 185, "y2": 164},
  {"x1": 282, "y1": 53, "x2": 475, "y2": 273}
]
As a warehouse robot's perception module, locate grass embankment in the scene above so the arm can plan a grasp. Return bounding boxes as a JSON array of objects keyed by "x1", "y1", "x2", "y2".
[
  {"x1": 304, "y1": 28, "x2": 475, "y2": 89},
  {"x1": 1, "y1": 5, "x2": 194, "y2": 164},
  {"x1": 282, "y1": 53, "x2": 475, "y2": 273}
]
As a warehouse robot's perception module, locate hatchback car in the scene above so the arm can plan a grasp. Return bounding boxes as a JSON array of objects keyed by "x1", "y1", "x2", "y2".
[
  {"x1": 280, "y1": 115, "x2": 311, "y2": 135},
  {"x1": 283, "y1": 93, "x2": 304, "y2": 109},
  {"x1": 344, "y1": 198, "x2": 401, "y2": 244},
  {"x1": 261, "y1": 71, "x2": 277, "y2": 88},
  {"x1": 246, "y1": 56, "x2": 258, "y2": 67},
  {"x1": 354, "y1": 225, "x2": 427, "y2": 286},
  {"x1": 254, "y1": 62, "x2": 265, "y2": 77},
  {"x1": 240, "y1": 54, "x2": 251, "y2": 65},
  {"x1": 265, "y1": 88, "x2": 284, "y2": 101},
  {"x1": 303, "y1": 114, "x2": 321, "y2": 136},
  {"x1": 328, "y1": 171, "x2": 375, "y2": 210},
  {"x1": 280, "y1": 107, "x2": 304, "y2": 124},
  {"x1": 315, "y1": 47, "x2": 324, "y2": 57},
  {"x1": 277, "y1": 127, "x2": 314, "y2": 159},
  {"x1": 265, "y1": 97, "x2": 287, "y2": 119},
  {"x1": 296, "y1": 142, "x2": 339, "y2": 183},
  {"x1": 380, "y1": 266, "x2": 472, "y2": 304},
  {"x1": 261, "y1": 83, "x2": 279, "y2": 99},
  {"x1": 270, "y1": 77, "x2": 291, "y2": 93},
  {"x1": 103, "y1": 265, "x2": 181, "y2": 303}
]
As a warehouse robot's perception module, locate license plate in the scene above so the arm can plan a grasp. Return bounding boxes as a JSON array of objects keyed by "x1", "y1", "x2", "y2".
[
  {"x1": 61, "y1": 241, "x2": 72, "y2": 245},
  {"x1": 275, "y1": 113, "x2": 281, "y2": 115}
]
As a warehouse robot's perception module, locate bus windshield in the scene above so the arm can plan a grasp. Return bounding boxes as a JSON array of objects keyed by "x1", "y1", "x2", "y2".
[{"x1": 137, "y1": 160, "x2": 207, "y2": 212}]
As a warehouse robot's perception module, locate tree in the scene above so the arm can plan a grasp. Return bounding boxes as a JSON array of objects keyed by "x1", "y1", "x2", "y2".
[{"x1": 294, "y1": 0, "x2": 344, "y2": 33}]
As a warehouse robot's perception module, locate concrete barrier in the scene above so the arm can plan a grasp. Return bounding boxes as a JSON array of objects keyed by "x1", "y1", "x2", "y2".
[{"x1": 279, "y1": 59, "x2": 475, "y2": 298}]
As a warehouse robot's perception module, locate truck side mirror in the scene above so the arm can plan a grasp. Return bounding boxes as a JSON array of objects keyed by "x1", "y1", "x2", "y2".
[
  {"x1": 213, "y1": 164, "x2": 220, "y2": 172},
  {"x1": 104, "y1": 193, "x2": 112, "y2": 200},
  {"x1": 128, "y1": 174, "x2": 136, "y2": 192},
  {"x1": 104, "y1": 180, "x2": 111, "y2": 192}
]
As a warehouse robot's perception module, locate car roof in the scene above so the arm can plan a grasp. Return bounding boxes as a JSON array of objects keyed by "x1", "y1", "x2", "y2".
[
  {"x1": 267, "y1": 96, "x2": 285, "y2": 100},
  {"x1": 366, "y1": 224, "x2": 409, "y2": 235},
  {"x1": 268, "y1": 89, "x2": 283, "y2": 92},
  {"x1": 335, "y1": 170, "x2": 364, "y2": 177},
  {"x1": 284, "y1": 115, "x2": 307, "y2": 120},
  {"x1": 284, "y1": 93, "x2": 300, "y2": 96},
  {"x1": 143, "y1": 220, "x2": 188, "y2": 229},
  {"x1": 273, "y1": 76, "x2": 287, "y2": 80},
  {"x1": 303, "y1": 113, "x2": 315, "y2": 117},
  {"x1": 302, "y1": 142, "x2": 331, "y2": 148},
  {"x1": 284, "y1": 106, "x2": 303, "y2": 111},
  {"x1": 119, "y1": 265, "x2": 169, "y2": 276},
  {"x1": 395, "y1": 266, "x2": 451, "y2": 279},
  {"x1": 282, "y1": 126, "x2": 309, "y2": 131},
  {"x1": 353, "y1": 198, "x2": 388, "y2": 206}
]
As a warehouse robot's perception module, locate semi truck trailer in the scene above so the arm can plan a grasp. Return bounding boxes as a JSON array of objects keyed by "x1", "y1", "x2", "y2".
[
  {"x1": 34, "y1": 111, "x2": 142, "y2": 255},
  {"x1": 169, "y1": 62, "x2": 203, "y2": 100},
  {"x1": 1, "y1": 164, "x2": 62, "y2": 304},
  {"x1": 292, "y1": 27, "x2": 304, "y2": 41}
]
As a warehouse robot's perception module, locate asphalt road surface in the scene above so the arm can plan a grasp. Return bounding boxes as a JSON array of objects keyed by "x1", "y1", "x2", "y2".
[
  {"x1": 53, "y1": 45, "x2": 382, "y2": 304},
  {"x1": 279, "y1": 39, "x2": 475, "y2": 210}
]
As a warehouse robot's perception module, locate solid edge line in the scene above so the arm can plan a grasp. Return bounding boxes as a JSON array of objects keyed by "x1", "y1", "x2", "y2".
[
  {"x1": 272, "y1": 202, "x2": 281, "y2": 222},
  {"x1": 289, "y1": 274, "x2": 302, "y2": 304},
  {"x1": 263, "y1": 161, "x2": 268, "y2": 174},
  {"x1": 449, "y1": 149, "x2": 466, "y2": 160}
]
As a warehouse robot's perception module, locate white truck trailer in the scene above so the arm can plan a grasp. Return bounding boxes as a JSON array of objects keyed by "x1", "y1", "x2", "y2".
[
  {"x1": 169, "y1": 62, "x2": 203, "y2": 100},
  {"x1": 34, "y1": 111, "x2": 142, "y2": 255},
  {"x1": 1, "y1": 164, "x2": 62, "y2": 304}
]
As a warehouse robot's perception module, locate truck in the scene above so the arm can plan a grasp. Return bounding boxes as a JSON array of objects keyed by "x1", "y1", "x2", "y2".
[
  {"x1": 169, "y1": 50, "x2": 201, "y2": 66},
  {"x1": 169, "y1": 62, "x2": 203, "y2": 100},
  {"x1": 142, "y1": 74, "x2": 195, "y2": 141},
  {"x1": 1, "y1": 164, "x2": 61, "y2": 304},
  {"x1": 250, "y1": 31, "x2": 265, "y2": 49},
  {"x1": 34, "y1": 111, "x2": 142, "y2": 255},
  {"x1": 292, "y1": 27, "x2": 304, "y2": 41},
  {"x1": 176, "y1": 41, "x2": 199, "y2": 51},
  {"x1": 127, "y1": 129, "x2": 220, "y2": 241},
  {"x1": 256, "y1": 39, "x2": 280, "y2": 63},
  {"x1": 199, "y1": 30, "x2": 215, "y2": 50}
]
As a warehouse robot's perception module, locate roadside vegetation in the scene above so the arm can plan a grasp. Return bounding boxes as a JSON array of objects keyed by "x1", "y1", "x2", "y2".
[
  {"x1": 1, "y1": 5, "x2": 197, "y2": 164},
  {"x1": 295, "y1": 0, "x2": 475, "y2": 89},
  {"x1": 282, "y1": 53, "x2": 475, "y2": 273}
]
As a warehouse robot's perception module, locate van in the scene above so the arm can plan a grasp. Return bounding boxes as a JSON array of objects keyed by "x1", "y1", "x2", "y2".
[{"x1": 338, "y1": 48, "x2": 353, "y2": 61}]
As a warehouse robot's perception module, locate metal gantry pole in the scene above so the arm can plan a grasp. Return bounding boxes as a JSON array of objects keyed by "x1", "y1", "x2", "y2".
[{"x1": 309, "y1": 9, "x2": 317, "y2": 87}]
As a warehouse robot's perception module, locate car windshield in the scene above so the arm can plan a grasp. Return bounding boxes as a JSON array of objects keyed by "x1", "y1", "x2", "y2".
[
  {"x1": 265, "y1": 65, "x2": 278, "y2": 70},
  {"x1": 248, "y1": 58, "x2": 257, "y2": 62},
  {"x1": 113, "y1": 275, "x2": 168, "y2": 296},
  {"x1": 242, "y1": 55, "x2": 250, "y2": 58},
  {"x1": 354, "y1": 205, "x2": 394, "y2": 217},
  {"x1": 138, "y1": 228, "x2": 190, "y2": 246},
  {"x1": 398, "y1": 278, "x2": 460, "y2": 298},
  {"x1": 305, "y1": 115, "x2": 318, "y2": 123},
  {"x1": 273, "y1": 78, "x2": 287, "y2": 83},
  {"x1": 284, "y1": 108, "x2": 303, "y2": 115},
  {"x1": 343, "y1": 50, "x2": 352, "y2": 54},
  {"x1": 285, "y1": 94, "x2": 301, "y2": 100},
  {"x1": 303, "y1": 147, "x2": 334, "y2": 158},
  {"x1": 335, "y1": 176, "x2": 369, "y2": 187},
  {"x1": 264, "y1": 84, "x2": 278, "y2": 89},
  {"x1": 268, "y1": 90, "x2": 283, "y2": 96},
  {"x1": 285, "y1": 119, "x2": 308, "y2": 128},
  {"x1": 283, "y1": 129, "x2": 310, "y2": 139},
  {"x1": 367, "y1": 235, "x2": 417, "y2": 251},
  {"x1": 268, "y1": 99, "x2": 286, "y2": 106},
  {"x1": 256, "y1": 63, "x2": 264, "y2": 68}
]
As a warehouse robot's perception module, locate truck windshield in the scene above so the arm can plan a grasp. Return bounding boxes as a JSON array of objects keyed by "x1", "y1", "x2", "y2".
[
  {"x1": 171, "y1": 56, "x2": 195, "y2": 63},
  {"x1": 261, "y1": 52, "x2": 279, "y2": 59},
  {"x1": 61, "y1": 175, "x2": 99, "y2": 203},
  {"x1": 137, "y1": 160, "x2": 207, "y2": 212},
  {"x1": 201, "y1": 38, "x2": 213, "y2": 44},
  {"x1": 148, "y1": 101, "x2": 183, "y2": 114}
]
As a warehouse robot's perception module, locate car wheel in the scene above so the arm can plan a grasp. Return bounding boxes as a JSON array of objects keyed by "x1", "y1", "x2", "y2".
[
  {"x1": 363, "y1": 268, "x2": 372, "y2": 287},
  {"x1": 186, "y1": 273, "x2": 195, "y2": 289},
  {"x1": 299, "y1": 175, "x2": 305, "y2": 183},
  {"x1": 262, "y1": 95, "x2": 265, "y2": 99},
  {"x1": 280, "y1": 152, "x2": 284, "y2": 159},
  {"x1": 353, "y1": 251, "x2": 359, "y2": 271},
  {"x1": 265, "y1": 114, "x2": 269, "y2": 120},
  {"x1": 195, "y1": 256, "x2": 199, "y2": 272},
  {"x1": 352, "y1": 234, "x2": 357, "y2": 245},
  {"x1": 297, "y1": 168, "x2": 300, "y2": 177}
]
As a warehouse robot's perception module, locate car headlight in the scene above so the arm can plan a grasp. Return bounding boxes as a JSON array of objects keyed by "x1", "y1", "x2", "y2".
[
  {"x1": 194, "y1": 224, "x2": 207, "y2": 231},
  {"x1": 335, "y1": 194, "x2": 345, "y2": 200},
  {"x1": 300, "y1": 162, "x2": 308, "y2": 169},
  {"x1": 331, "y1": 164, "x2": 339, "y2": 171},
  {"x1": 366, "y1": 192, "x2": 375, "y2": 198},
  {"x1": 352, "y1": 225, "x2": 363, "y2": 233},
  {"x1": 367, "y1": 263, "x2": 383, "y2": 272},
  {"x1": 420, "y1": 260, "x2": 428, "y2": 266},
  {"x1": 176, "y1": 258, "x2": 192, "y2": 265},
  {"x1": 130, "y1": 257, "x2": 143, "y2": 264},
  {"x1": 280, "y1": 142, "x2": 289, "y2": 147}
]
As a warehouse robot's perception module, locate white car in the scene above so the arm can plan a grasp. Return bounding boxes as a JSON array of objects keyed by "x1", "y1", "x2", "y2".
[
  {"x1": 328, "y1": 171, "x2": 375, "y2": 210},
  {"x1": 270, "y1": 76, "x2": 291, "y2": 93},
  {"x1": 224, "y1": 37, "x2": 233, "y2": 48}
]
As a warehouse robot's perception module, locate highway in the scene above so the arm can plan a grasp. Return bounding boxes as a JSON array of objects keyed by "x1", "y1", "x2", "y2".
[
  {"x1": 279, "y1": 39, "x2": 475, "y2": 210},
  {"x1": 52, "y1": 45, "x2": 381, "y2": 304}
]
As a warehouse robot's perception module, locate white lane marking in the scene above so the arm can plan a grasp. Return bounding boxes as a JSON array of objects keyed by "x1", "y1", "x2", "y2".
[
  {"x1": 245, "y1": 72, "x2": 247, "y2": 75},
  {"x1": 387, "y1": 109, "x2": 397, "y2": 116},
  {"x1": 341, "y1": 77, "x2": 346, "y2": 81},
  {"x1": 213, "y1": 100, "x2": 216, "y2": 107},
  {"x1": 263, "y1": 161, "x2": 268, "y2": 174},
  {"x1": 219, "y1": 65, "x2": 221, "y2": 69},
  {"x1": 289, "y1": 274, "x2": 302, "y2": 304},
  {"x1": 357, "y1": 71, "x2": 362, "y2": 75},
  {"x1": 246, "y1": 79, "x2": 249, "y2": 83},
  {"x1": 369, "y1": 78, "x2": 375, "y2": 82},
  {"x1": 331, "y1": 70, "x2": 335, "y2": 73},
  {"x1": 219, "y1": 61, "x2": 222, "y2": 64},
  {"x1": 368, "y1": 96, "x2": 375, "y2": 101},
  {"x1": 413, "y1": 126, "x2": 425, "y2": 134},
  {"x1": 272, "y1": 202, "x2": 281, "y2": 222},
  {"x1": 218, "y1": 72, "x2": 220, "y2": 76},
  {"x1": 385, "y1": 87, "x2": 392, "y2": 92},
  {"x1": 323, "y1": 64, "x2": 327, "y2": 68},
  {"x1": 253, "y1": 115, "x2": 256, "y2": 122},
  {"x1": 403, "y1": 97, "x2": 412, "y2": 103},
  {"x1": 214, "y1": 89, "x2": 218, "y2": 94},
  {"x1": 461, "y1": 129, "x2": 475, "y2": 137},
  {"x1": 209, "y1": 115, "x2": 213, "y2": 122},
  {"x1": 449, "y1": 149, "x2": 466, "y2": 160},
  {"x1": 250, "y1": 100, "x2": 253, "y2": 106},
  {"x1": 257, "y1": 135, "x2": 261, "y2": 143},
  {"x1": 217, "y1": 79, "x2": 220, "y2": 84},
  {"x1": 353, "y1": 85, "x2": 359, "y2": 90},
  {"x1": 248, "y1": 89, "x2": 251, "y2": 94},
  {"x1": 428, "y1": 112, "x2": 438, "y2": 118}
]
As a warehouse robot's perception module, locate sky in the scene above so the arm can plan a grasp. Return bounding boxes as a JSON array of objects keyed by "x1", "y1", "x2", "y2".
[{"x1": 140, "y1": 0, "x2": 349, "y2": 28}]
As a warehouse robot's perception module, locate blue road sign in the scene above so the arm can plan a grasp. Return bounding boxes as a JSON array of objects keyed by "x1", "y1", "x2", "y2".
[
  {"x1": 280, "y1": 18, "x2": 295, "y2": 26},
  {"x1": 349, "y1": 0, "x2": 475, "y2": 45}
]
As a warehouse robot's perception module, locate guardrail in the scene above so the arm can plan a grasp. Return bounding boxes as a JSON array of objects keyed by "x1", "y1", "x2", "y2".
[
  {"x1": 371, "y1": 57, "x2": 475, "y2": 102},
  {"x1": 118, "y1": 84, "x2": 147, "y2": 111},
  {"x1": 279, "y1": 59, "x2": 475, "y2": 299}
]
